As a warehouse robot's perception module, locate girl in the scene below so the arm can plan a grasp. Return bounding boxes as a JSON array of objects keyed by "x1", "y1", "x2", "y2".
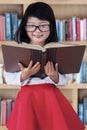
[{"x1": 5, "y1": 2, "x2": 85, "y2": 130}]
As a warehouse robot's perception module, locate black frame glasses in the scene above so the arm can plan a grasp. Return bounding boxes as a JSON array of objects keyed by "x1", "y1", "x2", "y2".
[{"x1": 25, "y1": 24, "x2": 50, "y2": 32}]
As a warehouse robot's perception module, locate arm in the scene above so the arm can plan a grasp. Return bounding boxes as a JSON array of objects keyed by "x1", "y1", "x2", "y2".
[{"x1": 4, "y1": 71, "x2": 22, "y2": 86}]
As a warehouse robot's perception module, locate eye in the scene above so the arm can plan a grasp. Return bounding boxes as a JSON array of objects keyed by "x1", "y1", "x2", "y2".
[{"x1": 40, "y1": 24, "x2": 47, "y2": 28}]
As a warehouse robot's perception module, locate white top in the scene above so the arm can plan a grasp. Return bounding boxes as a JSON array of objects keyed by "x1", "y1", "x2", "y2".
[{"x1": 4, "y1": 71, "x2": 69, "y2": 87}]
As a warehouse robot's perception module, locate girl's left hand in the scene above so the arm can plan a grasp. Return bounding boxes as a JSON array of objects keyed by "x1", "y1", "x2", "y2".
[{"x1": 44, "y1": 61, "x2": 59, "y2": 83}]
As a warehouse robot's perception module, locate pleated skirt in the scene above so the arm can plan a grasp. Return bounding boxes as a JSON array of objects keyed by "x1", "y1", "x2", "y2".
[{"x1": 7, "y1": 83, "x2": 85, "y2": 130}]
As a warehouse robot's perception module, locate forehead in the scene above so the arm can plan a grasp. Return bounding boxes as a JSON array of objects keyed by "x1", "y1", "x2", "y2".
[{"x1": 27, "y1": 16, "x2": 50, "y2": 24}]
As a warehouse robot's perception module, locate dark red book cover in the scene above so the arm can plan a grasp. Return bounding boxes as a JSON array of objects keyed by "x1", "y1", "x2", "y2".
[{"x1": 1, "y1": 43, "x2": 86, "y2": 78}]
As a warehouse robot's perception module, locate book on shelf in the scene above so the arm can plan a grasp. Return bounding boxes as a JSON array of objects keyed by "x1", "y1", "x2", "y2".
[
  {"x1": 1, "y1": 100, "x2": 7, "y2": 125},
  {"x1": 78, "y1": 103, "x2": 84, "y2": 123},
  {"x1": 5, "y1": 13, "x2": 12, "y2": 40},
  {"x1": 11, "y1": 13, "x2": 18, "y2": 40},
  {"x1": 6, "y1": 99, "x2": 13, "y2": 123},
  {"x1": 0, "y1": 15, "x2": 5, "y2": 41},
  {"x1": 83, "y1": 97, "x2": 87, "y2": 125},
  {"x1": 0, "y1": 97, "x2": 2, "y2": 125},
  {"x1": 1, "y1": 42, "x2": 86, "y2": 78}
]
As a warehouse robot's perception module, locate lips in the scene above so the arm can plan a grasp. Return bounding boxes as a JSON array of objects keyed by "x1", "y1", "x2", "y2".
[{"x1": 33, "y1": 34, "x2": 43, "y2": 38}]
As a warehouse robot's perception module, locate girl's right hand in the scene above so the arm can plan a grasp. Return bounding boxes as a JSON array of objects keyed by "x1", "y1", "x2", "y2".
[{"x1": 18, "y1": 60, "x2": 41, "y2": 82}]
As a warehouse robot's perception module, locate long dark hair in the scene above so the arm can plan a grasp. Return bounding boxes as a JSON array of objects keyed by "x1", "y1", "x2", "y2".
[{"x1": 15, "y1": 2, "x2": 58, "y2": 44}]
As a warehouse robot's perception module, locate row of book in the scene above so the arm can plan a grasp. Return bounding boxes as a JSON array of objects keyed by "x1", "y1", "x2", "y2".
[
  {"x1": 78, "y1": 97, "x2": 87, "y2": 125},
  {"x1": 0, "y1": 12, "x2": 21, "y2": 41},
  {"x1": 56, "y1": 17, "x2": 87, "y2": 41},
  {"x1": 69, "y1": 62, "x2": 87, "y2": 84},
  {"x1": 1, "y1": 14, "x2": 87, "y2": 42},
  {"x1": 0, "y1": 98, "x2": 14, "y2": 125}
]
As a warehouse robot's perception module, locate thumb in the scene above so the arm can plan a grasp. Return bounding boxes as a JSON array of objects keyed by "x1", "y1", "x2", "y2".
[{"x1": 18, "y1": 62, "x2": 24, "y2": 71}]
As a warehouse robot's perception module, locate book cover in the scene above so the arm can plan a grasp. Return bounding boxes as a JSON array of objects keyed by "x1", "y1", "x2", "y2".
[{"x1": 1, "y1": 42, "x2": 86, "y2": 78}]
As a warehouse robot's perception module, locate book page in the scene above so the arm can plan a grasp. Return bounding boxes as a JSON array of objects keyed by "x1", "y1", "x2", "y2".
[
  {"x1": 44, "y1": 42, "x2": 79, "y2": 49},
  {"x1": 2, "y1": 42, "x2": 47, "y2": 52}
]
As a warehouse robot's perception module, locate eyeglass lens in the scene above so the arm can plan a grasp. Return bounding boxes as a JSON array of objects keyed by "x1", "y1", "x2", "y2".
[{"x1": 26, "y1": 24, "x2": 50, "y2": 32}]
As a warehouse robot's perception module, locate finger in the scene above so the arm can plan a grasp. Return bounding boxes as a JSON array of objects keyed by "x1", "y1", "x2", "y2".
[
  {"x1": 48, "y1": 61, "x2": 54, "y2": 72},
  {"x1": 27, "y1": 60, "x2": 33, "y2": 69},
  {"x1": 18, "y1": 62, "x2": 24, "y2": 71},
  {"x1": 55, "y1": 63, "x2": 58, "y2": 72},
  {"x1": 32, "y1": 62, "x2": 40, "y2": 69},
  {"x1": 46, "y1": 61, "x2": 50, "y2": 73},
  {"x1": 51, "y1": 61, "x2": 54, "y2": 70},
  {"x1": 32, "y1": 64, "x2": 41, "y2": 74}
]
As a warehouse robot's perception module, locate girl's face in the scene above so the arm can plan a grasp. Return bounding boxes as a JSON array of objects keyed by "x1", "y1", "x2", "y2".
[{"x1": 26, "y1": 17, "x2": 50, "y2": 46}]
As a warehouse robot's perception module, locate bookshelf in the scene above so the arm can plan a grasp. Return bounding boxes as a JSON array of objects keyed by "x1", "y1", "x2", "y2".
[{"x1": 0, "y1": 0, "x2": 87, "y2": 129}]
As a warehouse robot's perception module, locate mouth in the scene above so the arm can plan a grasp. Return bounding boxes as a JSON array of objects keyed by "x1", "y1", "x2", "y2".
[{"x1": 33, "y1": 34, "x2": 43, "y2": 38}]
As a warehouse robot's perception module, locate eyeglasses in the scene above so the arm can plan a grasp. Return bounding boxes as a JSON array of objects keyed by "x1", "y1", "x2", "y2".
[{"x1": 25, "y1": 24, "x2": 50, "y2": 32}]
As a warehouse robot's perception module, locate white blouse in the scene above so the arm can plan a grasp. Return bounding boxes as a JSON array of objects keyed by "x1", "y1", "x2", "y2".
[{"x1": 4, "y1": 71, "x2": 69, "y2": 87}]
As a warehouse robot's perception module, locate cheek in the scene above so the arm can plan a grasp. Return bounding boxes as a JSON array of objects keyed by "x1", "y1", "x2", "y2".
[
  {"x1": 27, "y1": 32, "x2": 32, "y2": 38},
  {"x1": 44, "y1": 31, "x2": 50, "y2": 39}
]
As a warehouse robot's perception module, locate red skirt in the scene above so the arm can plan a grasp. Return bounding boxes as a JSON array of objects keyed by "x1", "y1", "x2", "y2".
[{"x1": 7, "y1": 83, "x2": 85, "y2": 130}]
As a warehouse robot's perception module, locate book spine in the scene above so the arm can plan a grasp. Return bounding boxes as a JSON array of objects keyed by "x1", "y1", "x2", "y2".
[
  {"x1": 83, "y1": 97, "x2": 87, "y2": 125},
  {"x1": 17, "y1": 19, "x2": 21, "y2": 27},
  {"x1": 83, "y1": 18, "x2": 87, "y2": 41},
  {"x1": 5, "y1": 13, "x2": 12, "y2": 40},
  {"x1": 72, "y1": 16, "x2": 76, "y2": 41},
  {"x1": 0, "y1": 97, "x2": 2, "y2": 125},
  {"x1": 65, "y1": 20, "x2": 69, "y2": 40},
  {"x1": 68, "y1": 18, "x2": 72, "y2": 41},
  {"x1": 78, "y1": 103, "x2": 84, "y2": 123},
  {"x1": 11, "y1": 13, "x2": 18, "y2": 40},
  {"x1": 80, "y1": 62, "x2": 86, "y2": 83},
  {"x1": 6, "y1": 99, "x2": 12, "y2": 123},
  {"x1": 1, "y1": 100, "x2": 7, "y2": 125},
  {"x1": 62, "y1": 20, "x2": 66, "y2": 41},
  {"x1": 56, "y1": 19, "x2": 59, "y2": 40},
  {"x1": 76, "y1": 18, "x2": 80, "y2": 41},
  {"x1": 80, "y1": 19, "x2": 84, "y2": 41},
  {"x1": 0, "y1": 15, "x2": 5, "y2": 41}
]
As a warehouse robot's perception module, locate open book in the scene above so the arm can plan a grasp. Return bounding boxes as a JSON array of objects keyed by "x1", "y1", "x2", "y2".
[{"x1": 1, "y1": 42, "x2": 86, "y2": 78}]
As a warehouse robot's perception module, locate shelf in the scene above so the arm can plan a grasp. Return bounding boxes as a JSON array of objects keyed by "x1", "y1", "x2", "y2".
[
  {"x1": 0, "y1": 82, "x2": 87, "y2": 89},
  {"x1": 0, "y1": 0, "x2": 87, "y2": 129},
  {"x1": 0, "y1": 126, "x2": 7, "y2": 130}
]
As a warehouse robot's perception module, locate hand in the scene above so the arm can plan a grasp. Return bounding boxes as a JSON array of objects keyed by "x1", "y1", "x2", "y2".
[
  {"x1": 44, "y1": 61, "x2": 59, "y2": 83},
  {"x1": 18, "y1": 60, "x2": 41, "y2": 82}
]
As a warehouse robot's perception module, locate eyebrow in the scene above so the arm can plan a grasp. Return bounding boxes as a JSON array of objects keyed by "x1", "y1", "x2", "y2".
[{"x1": 27, "y1": 22, "x2": 49, "y2": 24}]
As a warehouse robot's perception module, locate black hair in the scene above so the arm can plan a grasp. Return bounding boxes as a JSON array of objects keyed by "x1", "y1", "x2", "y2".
[{"x1": 15, "y1": 2, "x2": 58, "y2": 44}]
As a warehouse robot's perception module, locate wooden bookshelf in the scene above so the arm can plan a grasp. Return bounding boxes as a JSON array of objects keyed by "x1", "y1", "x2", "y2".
[{"x1": 0, "y1": 0, "x2": 87, "y2": 129}]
